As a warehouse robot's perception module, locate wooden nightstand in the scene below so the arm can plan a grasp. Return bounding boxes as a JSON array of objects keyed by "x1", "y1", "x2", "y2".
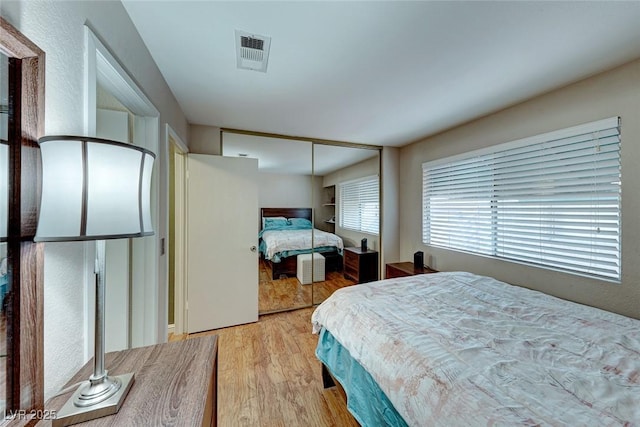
[
  {"x1": 42, "y1": 336, "x2": 218, "y2": 426},
  {"x1": 344, "y1": 247, "x2": 379, "y2": 283},
  {"x1": 386, "y1": 262, "x2": 438, "y2": 279}
]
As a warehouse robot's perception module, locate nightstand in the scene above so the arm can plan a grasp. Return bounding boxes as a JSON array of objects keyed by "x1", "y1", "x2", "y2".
[
  {"x1": 344, "y1": 247, "x2": 378, "y2": 283},
  {"x1": 43, "y1": 336, "x2": 218, "y2": 426},
  {"x1": 385, "y1": 262, "x2": 438, "y2": 279}
]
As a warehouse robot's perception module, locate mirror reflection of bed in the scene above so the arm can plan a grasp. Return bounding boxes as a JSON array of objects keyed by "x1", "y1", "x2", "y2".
[
  {"x1": 222, "y1": 131, "x2": 380, "y2": 314},
  {"x1": 259, "y1": 207, "x2": 356, "y2": 313}
]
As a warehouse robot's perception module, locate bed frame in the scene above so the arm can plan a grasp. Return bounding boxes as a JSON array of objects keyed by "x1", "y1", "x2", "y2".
[{"x1": 260, "y1": 207, "x2": 341, "y2": 280}]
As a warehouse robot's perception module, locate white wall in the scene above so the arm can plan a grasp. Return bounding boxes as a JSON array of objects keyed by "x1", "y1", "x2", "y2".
[
  {"x1": 0, "y1": 0, "x2": 190, "y2": 399},
  {"x1": 400, "y1": 58, "x2": 640, "y2": 320},
  {"x1": 381, "y1": 146, "x2": 400, "y2": 275},
  {"x1": 190, "y1": 124, "x2": 221, "y2": 155},
  {"x1": 258, "y1": 173, "x2": 314, "y2": 208}
]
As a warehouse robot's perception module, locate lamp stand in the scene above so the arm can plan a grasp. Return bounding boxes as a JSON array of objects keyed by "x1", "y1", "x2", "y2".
[{"x1": 53, "y1": 240, "x2": 134, "y2": 427}]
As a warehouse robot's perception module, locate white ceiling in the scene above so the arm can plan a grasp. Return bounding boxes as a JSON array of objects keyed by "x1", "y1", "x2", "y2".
[{"x1": 122, "y1": 1, "x2": 640, "y2": 148}]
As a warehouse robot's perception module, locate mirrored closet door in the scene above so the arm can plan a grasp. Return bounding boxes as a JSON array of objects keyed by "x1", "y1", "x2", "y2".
[
  {"x1": 222, "y1": 132, "x2": 314, "y2": 314},
  {"x1": 0, "y1": 51, "x2": 8, "y2": 413},
  {"x1": 312, "y1": 144, "x2": 380, "y2": 305},
  {"x1": 221, "y1": 131, "x2": 381, "y2": 314}
]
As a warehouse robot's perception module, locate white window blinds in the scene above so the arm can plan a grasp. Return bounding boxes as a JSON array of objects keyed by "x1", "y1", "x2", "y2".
[
  {"x1": 340, "y1": 176, "x2": 379, "y2": 235},
  {"x1": 422, "y1": 117, "x2": 621, "y2": 281}
]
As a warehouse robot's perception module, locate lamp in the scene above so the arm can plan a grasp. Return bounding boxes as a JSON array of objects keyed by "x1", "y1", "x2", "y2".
[{"x1": 34, "y1": 135, "x2": 155, "y2": 426}]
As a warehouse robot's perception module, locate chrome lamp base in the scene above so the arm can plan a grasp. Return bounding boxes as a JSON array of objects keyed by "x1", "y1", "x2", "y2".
[{"x1": 53, "y1": 373, "x2": 134, "y2": 427}]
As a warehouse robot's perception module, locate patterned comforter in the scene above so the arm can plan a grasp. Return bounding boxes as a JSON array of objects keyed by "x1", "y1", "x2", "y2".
[
  {"x1": 312, "y1": 272, "x2": 640, "y2": 426},
  {"x1": 260, "y1": 228, "x2": 343, "y2": 262}
]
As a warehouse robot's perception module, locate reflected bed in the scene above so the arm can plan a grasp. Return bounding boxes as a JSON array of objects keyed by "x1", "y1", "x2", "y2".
[{"x1": 260, "y1": 208, "x2": 343, "y2": 279}]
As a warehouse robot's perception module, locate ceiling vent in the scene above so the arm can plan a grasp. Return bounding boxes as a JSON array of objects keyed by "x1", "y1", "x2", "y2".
[{"x1": 235, "y1": 30, "x2": 271, "y2": 73}]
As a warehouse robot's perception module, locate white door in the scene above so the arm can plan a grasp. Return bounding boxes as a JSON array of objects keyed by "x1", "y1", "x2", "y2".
[{"x1": 186, "y1": 155, "x2": 259, "y2": 333}]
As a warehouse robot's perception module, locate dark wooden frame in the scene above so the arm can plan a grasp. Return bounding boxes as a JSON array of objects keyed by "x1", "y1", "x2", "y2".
[
  {"x1": 260, "y1": 207, "x2": 312, "y2": 225},
  {"x1": 321, "y1": 363, "x2": 349, "y2": 410},
  {"x1": 259, "y1": 207, "x2": 342, "y2": 279},
  {"x1": 1, "y1": 16, "x2": 45, "y2": 413}
]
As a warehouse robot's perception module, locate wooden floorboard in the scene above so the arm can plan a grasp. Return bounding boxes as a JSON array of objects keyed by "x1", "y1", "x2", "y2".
[
  {"x1": 188, "y1": 308, "x2": 360, "y2": 427},
  {"x1": 259, "y1": 258, "x2": 356, "y2": 313}
]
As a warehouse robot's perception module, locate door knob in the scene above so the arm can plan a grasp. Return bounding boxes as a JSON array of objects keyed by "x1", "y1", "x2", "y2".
[{"x1": 250, "y1": 246, "x2": 257, "y2": 252}]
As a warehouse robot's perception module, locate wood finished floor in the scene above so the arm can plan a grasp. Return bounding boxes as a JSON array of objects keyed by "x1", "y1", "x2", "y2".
[
  {"x1": 187, "y1": 308, "x2": 360, "y2": 427},
  {"x1": 259, "y1": 259, "x2": 356, "y2": 313}
]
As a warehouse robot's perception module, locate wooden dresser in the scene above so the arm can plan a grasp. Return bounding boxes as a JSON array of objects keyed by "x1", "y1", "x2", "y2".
[
  {"x1": 386, "y1": 262, "x2": 438, "y2": 279},
  {"x1": 344, "y1": 247, "x2": 379, "y2": 283},
  {"x1": 39, "y1": 336, "x2": 218, "y2": 426}
]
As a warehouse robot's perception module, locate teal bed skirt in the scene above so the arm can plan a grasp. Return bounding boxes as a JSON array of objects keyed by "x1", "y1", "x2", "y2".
[{"x1": 315, "y1": 327, "x2": 408, "y2": 427}]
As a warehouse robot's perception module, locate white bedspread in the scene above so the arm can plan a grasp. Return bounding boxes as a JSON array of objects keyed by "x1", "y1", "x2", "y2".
[
  {"x1": 261, "y1": 228, "x2": 343, "y2": 261},
  {"x1": 312, "y1": 272, "x2": 640, "y2": 426}
]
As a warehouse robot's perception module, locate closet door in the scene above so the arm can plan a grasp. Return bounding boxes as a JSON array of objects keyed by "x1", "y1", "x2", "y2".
[
  {"x1": 219, "y1": 132, "x2": 381, "y2": 311},
  {"x1": 186, "y1": 154, "x2": 259, "y2": 333},
  {"x1": 222, "y1": 133, "x2": 313, "y2": 314},
  {"x1": 312, "y1": 143, "x2": 381, "y2": 305}
]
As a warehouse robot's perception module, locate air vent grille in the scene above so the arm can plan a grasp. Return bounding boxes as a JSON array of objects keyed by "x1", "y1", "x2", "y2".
[
  {"x1": 240, "y1": 45, "x2": 264, "y2": 62},
  {"x1": 241, "y1": 36, "x2": 264, "y2": 51},
  {"x1": 235, "y1": 30, "x2": 271, "y2": 73}
]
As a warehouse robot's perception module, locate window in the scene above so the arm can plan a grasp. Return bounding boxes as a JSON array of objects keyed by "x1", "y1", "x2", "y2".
[
  {"x1": 340, "y1": 176, "x2": 379, "y2": 235},
  {"x1": 422, "y1": 117, "x2": 621, "y2": 281}
]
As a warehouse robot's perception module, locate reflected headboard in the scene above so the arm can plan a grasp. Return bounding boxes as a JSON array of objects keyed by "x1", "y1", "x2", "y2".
[{"x1": 260, "y1": 208, "x2": 312, "y2": 229}]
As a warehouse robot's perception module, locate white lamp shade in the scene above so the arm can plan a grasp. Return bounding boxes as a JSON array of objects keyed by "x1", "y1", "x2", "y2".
[
  {"x1": 35, "y1": 136, "x2": 155, "y2": 241},
  {"x1": 0, "y1": 143, "x2": 7, "y2": 241}
]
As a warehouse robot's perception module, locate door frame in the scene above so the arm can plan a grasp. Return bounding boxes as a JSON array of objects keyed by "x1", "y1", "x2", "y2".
[
  {"x1": 167, "y1": 124, "x2": 188, "y2": 336},
  {"x1": 0, "y1": 15, "x2": 45, "y2": 414},
  {"x1": 84, "y1": 26, "x2": 161, "y2": 356}
]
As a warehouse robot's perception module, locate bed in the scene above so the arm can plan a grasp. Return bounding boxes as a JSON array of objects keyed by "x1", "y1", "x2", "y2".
[
  {"x1": 260, "y1": 208, "x2": 344, "y2": 279},
  {"x1": 312, "y1": 271, "x2": 640, "y2": 426}
]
